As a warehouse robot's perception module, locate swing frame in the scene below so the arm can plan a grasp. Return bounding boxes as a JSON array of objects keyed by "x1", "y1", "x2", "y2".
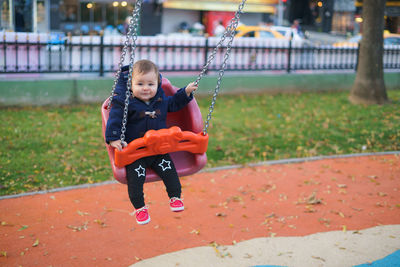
[{"x1": 103, "y1": 0, "x2": 247, "y2": 183}]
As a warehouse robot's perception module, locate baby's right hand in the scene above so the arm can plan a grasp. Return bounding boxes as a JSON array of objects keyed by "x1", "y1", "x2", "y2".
[
  {"x1": 185, "y1": 82, "x2": 198, "y2": 96},
  {"x1": 110, "y1": 140, "x2": 127, "y2": 151}
]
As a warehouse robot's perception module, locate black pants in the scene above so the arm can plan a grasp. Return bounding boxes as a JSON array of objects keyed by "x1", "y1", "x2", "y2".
[{"x1": 125, "y1": 154, "x2": 181, "y2": 209}]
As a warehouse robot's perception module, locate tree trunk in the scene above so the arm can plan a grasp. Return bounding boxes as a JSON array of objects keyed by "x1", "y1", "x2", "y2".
[{"x1": 349, "y1": 0, "x2": 389, "y2": 105}]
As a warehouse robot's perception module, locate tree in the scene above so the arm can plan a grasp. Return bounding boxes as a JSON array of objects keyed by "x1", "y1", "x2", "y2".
[{"x1": 349, "y1": 0, "x2": 389, "y2": 105}]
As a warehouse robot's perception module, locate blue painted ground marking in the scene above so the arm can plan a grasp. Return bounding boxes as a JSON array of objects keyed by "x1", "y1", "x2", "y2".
[
  {"x1": 355, "y1": 250, "x2": 400, "y2": 267},
  {"x1": 252, "y1": 250, "x2": 400, "y2": 267}
]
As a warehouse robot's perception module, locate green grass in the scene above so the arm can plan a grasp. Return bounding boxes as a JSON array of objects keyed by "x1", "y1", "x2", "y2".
[{"x1": 1, "y1": 90, "x2": 400, "y2": 196}]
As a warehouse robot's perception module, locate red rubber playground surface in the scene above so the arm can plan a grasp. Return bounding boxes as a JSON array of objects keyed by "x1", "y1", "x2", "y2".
[{"x1": 0, "y1": 153, "x2": 399, "y2": 266}]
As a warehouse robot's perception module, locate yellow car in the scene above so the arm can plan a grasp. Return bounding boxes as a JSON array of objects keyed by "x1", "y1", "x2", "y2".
[
  {"x1": 235, "y1": 25, "x2": 285, "y2": 39},
  {"x1": 333, "y1": 32, "x2": 400, "y2": 47}
]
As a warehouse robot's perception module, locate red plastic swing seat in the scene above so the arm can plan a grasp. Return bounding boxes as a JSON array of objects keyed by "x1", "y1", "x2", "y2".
[{"x1": 101, "y1": 77, "x2": 208, "y2": 184}]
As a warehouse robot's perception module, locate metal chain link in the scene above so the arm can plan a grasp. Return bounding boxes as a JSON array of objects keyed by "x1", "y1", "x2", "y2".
[
  {"x1": 193, "y1": 0, "x2": 246, "y2": 87},
  {"x1": 200, "y1": 0, "x2": 247, "y2": 134},
  {"x1": 107, "y1": 1, "x2": 141, "y2": 111},
  {"x1": 106, "y1": 0, "x2": 142, "y2": 143},
  {"x1": 120, "y1": 0, "x2": 142, "y2": 143},
  {"x1": 108, "y1": 0, "x2": 246, "y2": 140}
]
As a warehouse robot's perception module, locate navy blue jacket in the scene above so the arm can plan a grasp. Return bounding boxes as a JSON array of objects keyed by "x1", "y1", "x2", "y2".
[{"x1": 105, "y1": 66, "x2": 193, "y2": 144}]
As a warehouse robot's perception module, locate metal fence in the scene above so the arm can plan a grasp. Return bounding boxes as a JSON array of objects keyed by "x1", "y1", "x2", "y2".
[{"x1": 1, "y1": 33, "x2": 399, "y2": 75}]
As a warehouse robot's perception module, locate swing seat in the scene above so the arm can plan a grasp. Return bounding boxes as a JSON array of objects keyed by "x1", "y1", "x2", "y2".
[
  {"x1": 101, "y1": 77, "x2": 208, "y2": 184},
  {"x1": 115, "y1": 126, "x2": 208, "y2": 167}
]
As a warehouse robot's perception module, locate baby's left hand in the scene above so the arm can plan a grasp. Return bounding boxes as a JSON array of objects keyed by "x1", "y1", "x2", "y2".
[{"x1": 185, "y1": 82, "x2": 198, "y2": 96}]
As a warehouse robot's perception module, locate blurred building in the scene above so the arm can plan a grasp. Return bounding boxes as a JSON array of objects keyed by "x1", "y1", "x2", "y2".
[
  {"x1": 286, "y1": 0, "x2": 399, "y2": 35},
  {"x1": 355, "y1": 0, "x2": 400, "y2": 34},
  {"x1": 0, "y1": 0, "x2": 278, "y2": 36},
  {"x1": 332, "y1": 0, "x2": 355, "y2": 35},
  {"x1": 162, "y1": 0, "x2": 277, "y2": 36}
]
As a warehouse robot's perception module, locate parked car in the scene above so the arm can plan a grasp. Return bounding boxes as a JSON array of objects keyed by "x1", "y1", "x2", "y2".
[
  {"x1": 235, "y1": 24, "x2": 313, "y2": 47},
  {"x1": 333, "y1": 32, "x2": 400, "y2": 47},
  {"x1": 235, "y1": 25, "x2": 285, "y2": 39},
  {"x1": 270, "y1": 25, "x2": 314, "y2": 47},
  {"x1": 269, "y1": 26, "x2": 302, "y2": 41}
]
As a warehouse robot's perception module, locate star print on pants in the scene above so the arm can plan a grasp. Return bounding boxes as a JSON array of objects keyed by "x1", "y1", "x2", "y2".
[
  {"x1": 158, "y1": 159, "x2": 172, "y2": 171},
  {"x1": 135, "y1": 165, "x2": 146, "y2": 177}
]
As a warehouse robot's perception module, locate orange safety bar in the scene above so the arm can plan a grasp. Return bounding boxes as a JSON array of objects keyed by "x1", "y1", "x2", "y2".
[{"x1": 115, "y1": 126, "x2": 209, "y2": 167}]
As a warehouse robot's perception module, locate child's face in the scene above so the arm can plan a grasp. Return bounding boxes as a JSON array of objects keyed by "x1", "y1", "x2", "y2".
[{"x1": 131, "y1": 71, "x2": 158, "y2": 102}]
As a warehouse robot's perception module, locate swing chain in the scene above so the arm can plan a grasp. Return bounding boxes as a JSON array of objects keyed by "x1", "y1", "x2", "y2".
[
  {"x1": 193, "y1": 0, "x2": 246, "y2": 87},
  {"x1": 109, "y1": 0, "x2": 246, "y2": 140},
  {"x1": 120, "y1": 0, "x2": 142, "y2": 143},
  {"x1": 201, "y1": 0, "x2": 246, "y2": 135},
  {"x1": 107, "y1": 1, "x2": 140, "y2": 111}
]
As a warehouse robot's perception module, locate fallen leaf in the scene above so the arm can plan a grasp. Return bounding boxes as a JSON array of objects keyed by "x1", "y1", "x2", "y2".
[
  {"x1": 190, "y1": 229, "x2": 200, "y2": 235},
  {"x1": 312, "y1": 256, "x2": 326, "y2": 262},
  {"x1": 67, "y1": 221, "x2": 89, "y2": 232},
  {"x1": 307, "y1": 192, "x2": 322, "y2": 205},
  {"x1": 213, "y1": 246, "x2": 222, "y2": 257},
  {"x1": 77, "y1": 210, "x2": 90, "y2": 216},
  {"x1": 32, "y1": 239, "x2": 39, "y2": 247},
  {"x1": 18, "y1": 225, "x2": 28, "y2": 231},
  {"x1": 304, "y1": 205, "x2": 317, "y2": 213},
  {"x1": 93, "y1": 219, "x2": 107, "y2": 227},
  {"x1": 351, "y1": 207, "x2": 363, "y2": 212}
]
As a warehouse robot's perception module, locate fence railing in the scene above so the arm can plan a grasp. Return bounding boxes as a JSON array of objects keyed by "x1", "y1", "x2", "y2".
[{"x1": 1, "y1": 32, "x2": 399, "y2": 75}]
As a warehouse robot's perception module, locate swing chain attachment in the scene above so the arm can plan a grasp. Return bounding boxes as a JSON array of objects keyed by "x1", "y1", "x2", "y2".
[{"x1": 197, "y1": 0, "x2": 247, "y2": 135}]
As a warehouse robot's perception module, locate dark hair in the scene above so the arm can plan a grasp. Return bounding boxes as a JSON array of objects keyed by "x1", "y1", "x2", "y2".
[{"x1": 132, "y1": 59, "x2": 160, "y2": 84}]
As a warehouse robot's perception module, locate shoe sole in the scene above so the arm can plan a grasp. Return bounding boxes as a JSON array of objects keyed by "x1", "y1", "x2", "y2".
[
  {"x1": 136, "y1": 216, "x2": 151, "y2": 225},
  {"x1": 170, "y1": 206, "x2": 184, "y2": 212}
]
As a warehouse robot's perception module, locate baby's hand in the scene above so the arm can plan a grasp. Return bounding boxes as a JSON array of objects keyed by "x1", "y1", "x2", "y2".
[
  {"x1": 185, "y1": 82, "x2": 198, "y2": 96},
  {"x1": 110, "y1": 140, "x2": 127, "y2": 151}
]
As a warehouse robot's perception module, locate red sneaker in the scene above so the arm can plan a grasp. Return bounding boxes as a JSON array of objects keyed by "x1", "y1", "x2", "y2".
[
  {"x1": 170, "y1": 197, "x2": 184, "y2": 212},
  {"x1": 135, "y1": 206, "x2": 150, "y2": 225}
]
